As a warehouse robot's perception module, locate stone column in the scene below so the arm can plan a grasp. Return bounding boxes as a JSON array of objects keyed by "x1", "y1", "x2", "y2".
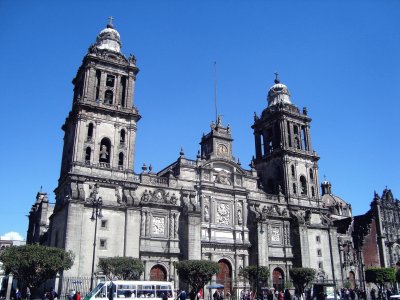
[{"x1": 6, "y1": 274, "x2": 13, "y2": 300}]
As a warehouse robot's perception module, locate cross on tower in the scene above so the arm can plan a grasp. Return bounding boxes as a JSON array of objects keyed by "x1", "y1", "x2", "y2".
[
  {"x1": 274, "y1": 71, "x2": 280, "y2": 83},
  {"x1": 108, "y1": 16, "x2": 114, "y2": 27}
]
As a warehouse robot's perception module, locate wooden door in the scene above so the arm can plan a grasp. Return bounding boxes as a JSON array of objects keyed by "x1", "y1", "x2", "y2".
[{"x1": 150, "y1": 265, "x2": 167, "y2": 281}]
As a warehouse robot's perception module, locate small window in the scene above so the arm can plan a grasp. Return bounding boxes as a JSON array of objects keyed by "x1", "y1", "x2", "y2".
[
  {"x1": 100, "y1": 239, "x2": 107, "y2": 249},
  {"x1": 104, "y1": 90, "x2": 113, "y2": 104},
  {"x1": 311, "y1": 186, "x2": 315, "y2": 197},
  {"x1": 317, "y1": 249, "x2": 322, "y2": 256},
  {"x1": 85, "y1": 147, "x2": 91, "y2": 164},
  {"x1": 106, "y1": 75, "x2": 115, "y2": 87},
  {"x1": 292, "y1": 183, "x2": 297, "y2": 194},
  {"x1": 291, "y1": 165, "x2": 295, "y2": 177},
  {"x1": 118, "y1": 152, "x2": 124, "y2": 169},
  {"x1": 309, "y1": 168, "x2": 314, "y2": 180},
  {"x1": 316, "y1": 236, "x2": 321, "y2": 243},
  {"x1": 120, "y1": 129, "x2": 126, "y2": 143},
  {"x1": 87, "y1": 123, "x2": 94, "y2": 140},
  {"x1": 318, "y1": 262, "x2": 323, "y2": 269},
  {"x1": 300, "y1": 176, "x2": 307, "y2": 195},
  {"x1": 101, "y1": 220, "x2": 108, "y2": 229}
]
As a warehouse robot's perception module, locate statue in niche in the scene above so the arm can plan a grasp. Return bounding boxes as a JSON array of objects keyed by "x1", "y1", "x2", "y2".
[
  {"x1": 141, "y1": 189, "x2": 150, "y2": 202},
  {"x1": 170, "y1": 193, "x2": 178, "y2": 205},
  {"x1": 100, "y1": 145, "x2": 108, "y2": 160},
  {"x1": 237, "y1": 209, "x2": 243, "y2": 225},
  {"x1": 204, "y1": 205, "x2": 209, "y2": 221}
]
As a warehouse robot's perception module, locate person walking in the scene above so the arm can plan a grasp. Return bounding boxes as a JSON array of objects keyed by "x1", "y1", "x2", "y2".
[
  {"x1": 284, "y1": 289, "x2": 291, "y2": 300},
  {"x1": 15, "y1": 289, "x2": 22, "y2": 300},
  {"x1": 26, "y1": 287, "x2": 31, "y2": 300}
]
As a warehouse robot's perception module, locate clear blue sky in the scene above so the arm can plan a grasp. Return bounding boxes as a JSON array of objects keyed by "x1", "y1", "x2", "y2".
[{"x1": 1, "y1": 0, "x2": 399, "y2": 240}]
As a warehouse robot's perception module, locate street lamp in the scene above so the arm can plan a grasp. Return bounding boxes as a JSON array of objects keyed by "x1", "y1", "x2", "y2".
[
  {"x1": 257, "y1": 218, "x2": 264, "y2": 300},
  {"x1": 90, "y1": 196, "x2": 103, "y2": 291}
]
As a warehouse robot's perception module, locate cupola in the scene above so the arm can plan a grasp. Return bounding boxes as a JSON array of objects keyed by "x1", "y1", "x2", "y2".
[
  {"x1": 267, "y1": 73, "x2": 291, "y2": 107},
  {"x1": 95, "y1": 17, "x2": 121, "y2": 52}
]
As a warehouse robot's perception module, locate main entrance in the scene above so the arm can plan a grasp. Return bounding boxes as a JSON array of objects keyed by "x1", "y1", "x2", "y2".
[
  {"x1": 272, "y1": 268, "x2": 284, "y2": 291},
  {"x1": 216, "y1": 259, "x2": 232, "y2": 293},
  {"x1": 150, "y1": 264, "x2": 167, "y2": 281}
]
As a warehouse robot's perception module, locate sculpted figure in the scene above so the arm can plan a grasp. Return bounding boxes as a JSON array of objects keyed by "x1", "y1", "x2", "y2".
[{"x1": 100, "y1": 145, "x2": 108, "y2": 159}]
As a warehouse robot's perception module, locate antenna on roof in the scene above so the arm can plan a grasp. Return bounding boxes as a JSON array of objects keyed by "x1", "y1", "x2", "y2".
[{"x1": 213, "y1": 61, "x2": 218, "y2": 122}]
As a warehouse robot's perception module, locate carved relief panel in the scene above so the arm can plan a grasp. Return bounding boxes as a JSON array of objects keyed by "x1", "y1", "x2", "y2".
[
  {"x1": 152, "y1": 216, "x2": 165, "y2": 235},
  {"x1": 216, "y1": 203, "x2": 231, "y2": 225}
]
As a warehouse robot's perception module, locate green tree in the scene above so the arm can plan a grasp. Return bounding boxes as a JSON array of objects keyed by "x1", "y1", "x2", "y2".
[
  {"x1": 239, "y1": 265, "x2": 269, "y2": 293},
  {"x1": 365, "y1": 267, "x2": 395, "y2": 292},
  {"x1": 0, "y1": 244, "x2": 74, "y2": 288},
  {"x1": 289, "y1": 268, "x2": 316, "y2": 297},
  {"x1": 98, "y1": 257, "x2": 144, "y2": 280},
  {"x1": 174, "y1": 260, "x2": 219, "y2": 300}
]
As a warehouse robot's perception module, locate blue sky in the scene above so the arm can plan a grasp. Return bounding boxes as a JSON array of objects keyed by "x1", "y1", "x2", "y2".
[{"x1": 0, "y1": 0, "x2": 399, "y2": 239}]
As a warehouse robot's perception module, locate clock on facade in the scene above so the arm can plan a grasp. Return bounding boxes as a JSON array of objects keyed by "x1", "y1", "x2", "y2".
[{"x1": 217, "y1": 144, "x2": 228, "y2": 156}]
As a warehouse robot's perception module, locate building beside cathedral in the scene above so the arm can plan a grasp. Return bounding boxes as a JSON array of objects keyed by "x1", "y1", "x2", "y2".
[{"x1": 26, "y1": 21, "x2": 399, "y2": 297}]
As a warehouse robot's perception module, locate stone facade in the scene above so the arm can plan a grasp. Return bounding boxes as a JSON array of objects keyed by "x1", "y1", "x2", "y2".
[{"x1": 26, "y1": 21, "x2": 399, "y2": 296}]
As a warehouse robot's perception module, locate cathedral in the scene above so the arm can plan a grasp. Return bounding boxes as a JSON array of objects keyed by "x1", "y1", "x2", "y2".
[{"x1": 26, "y1": 21, "x2": 400, "y2": 297}]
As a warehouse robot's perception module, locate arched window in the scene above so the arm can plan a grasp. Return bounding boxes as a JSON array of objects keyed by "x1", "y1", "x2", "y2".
[
  {"x1": 300, "y1": 176, "x2": 307, "y2": 195},
  {"x1": 292, "y1": 183, "x2": 297, "y2": 194},
  {"x1": 87, "y1": 123, "x2": 94, "y2": 140},
  {"x1": 120, "y1": 129, "x2": 126, "y2": 143},
  {"x1": 99, "y1": 138, "x2": 111, "y2": 166},
  {"x1": 104, "y1": 90, "x2": 113, "y2": 104},
  {"x1": 85, "y1": 147, "x2": 91, "y2": 164},
  {"x1": 311, "y1": 186, "x2": 315, "y2": 197},
  {"x1": 291, "y1": 165, "x2": 295, "y2": 177},
  {"x1": 309, "y1": 168, "x2": 314, "y2": 180},
  {"x1": 118, "y1": 152, "x2": 124, "y2": 169}
]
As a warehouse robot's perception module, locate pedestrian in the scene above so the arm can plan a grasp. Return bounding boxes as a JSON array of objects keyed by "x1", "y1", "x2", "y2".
[
  {"x1": 180, "y1": 290, "x2": 187, "y2": 300},
  {"x1": 26, "y1": 287, "x2": 31, "y2": 300},
  {"x1": 74, "y1": 291, "x2": 81, "y2": 300},
  {"x1": 15, "y1": 289, "x2": 22, "y2": 300},
  {"x1": 162, "y1": 292, "x2": 168, "y2": 300},
  {"x1": 284, "y1": 289, "x2": 291, "y2": 300},
  {"x1": 370, "y1": 289, "x2": 376, "y2": 300},
  {"x1": 213, "y1": 290, "x2": 220, "y2": 300},
  {"x1": 278, "y1": 290, "x2": 284, "y2": 300}
]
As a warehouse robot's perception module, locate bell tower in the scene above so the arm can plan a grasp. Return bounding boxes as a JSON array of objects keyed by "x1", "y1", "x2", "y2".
[
  {"x1": 252, "y1": 75, "x2": 320, "y2": 201},
  {"x1": 57, "y1": 20, "x2": 140, "y2": 200}
]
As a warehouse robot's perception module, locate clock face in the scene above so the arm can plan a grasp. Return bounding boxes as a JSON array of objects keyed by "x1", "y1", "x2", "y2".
[{"x1": 217, "y1": 144, "x2": 228, "y2": 156}]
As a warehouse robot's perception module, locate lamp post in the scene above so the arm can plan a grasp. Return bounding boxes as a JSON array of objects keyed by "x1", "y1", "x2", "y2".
[
  {"x1": 257, "y1": 219, "x2": 264, "y2": 300},
  {"x1": 90, "y1": 196, "x2": 103, "y2": 291}
]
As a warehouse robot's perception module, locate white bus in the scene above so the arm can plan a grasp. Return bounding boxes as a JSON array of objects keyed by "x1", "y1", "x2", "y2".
[{"x1": 83, "y1": 281, "x2": 175, "y2": 300}]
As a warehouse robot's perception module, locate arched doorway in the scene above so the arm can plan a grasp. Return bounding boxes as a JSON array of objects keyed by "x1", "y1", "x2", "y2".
[
  {"x1": 272, "y1": 268, "x2": 284, "y2": 291},
  {"x1": 150, "y1": 264, "x2": 167, "y2": 281},
  {"x1": 348, "y1": 271, "x2": 355, "y2": 289},
  {"x1": 216, "y1": 259, "x2": 232, "y2": 294}
]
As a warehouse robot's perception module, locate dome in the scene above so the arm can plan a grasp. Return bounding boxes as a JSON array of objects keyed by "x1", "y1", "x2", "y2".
[
  {"x1": 95, "y1": 23, "x2": 121, "y2": 52},
  {"x1": 267, "y1": 76, "x2": 291, "y2": 107}
]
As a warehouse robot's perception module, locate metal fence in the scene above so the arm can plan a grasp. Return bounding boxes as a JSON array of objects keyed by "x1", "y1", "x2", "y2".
[{"x1": 61, "y1": 277, "x2": 92, "y2": 299}]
